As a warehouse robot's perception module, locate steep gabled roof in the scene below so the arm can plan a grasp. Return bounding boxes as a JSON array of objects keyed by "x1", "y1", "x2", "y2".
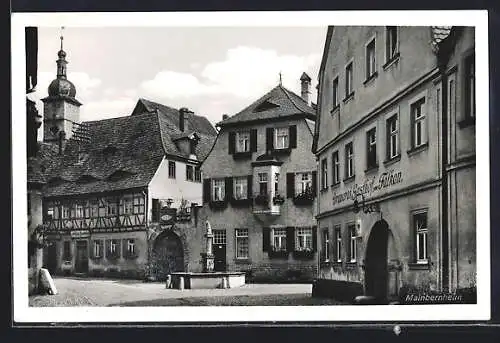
[
  {"x1": 27, "y1": 142, "x2": 61, "y2": 185},
  {"x1": 42, "y1": 99, "x2": 217, "y2": 197},
  {"x1": 216, "y1": 84, "x2": 316, "y2": 127},
  {"x1": 133, "y1": 98, "x2": 217, "y2": 136}
]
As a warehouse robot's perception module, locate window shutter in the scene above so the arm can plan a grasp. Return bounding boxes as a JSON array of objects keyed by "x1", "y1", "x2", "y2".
[
  {"x1": 228, "y1": 132, "x2": 235, "y2": 154},
  {"x1": 91, "y1": 240, "x2": 96, "y2": 258},
  {"x1": 312, "y1": 226, "x2": 317, "y2": 252},
  {"x1": 203, "y1": 178, "x2": 211, "y2": 203},
  {"x1": 105, "y1": 239, "x2": 110, "y2": 258},
  {"x1": 266, "y1": 128, "x2": 274, "y2": 153},
  {"x1": 122, "y1": 239, "x2": 128, "y2": 257},
  {"x1": 247, "y1": 175, "x2": 253, "y2": 199},
  {"x1": 312, "y1": 171, "x2": 317, "y2": 197},
  {"x1": 225, "y1": 177, "x2": 233, "y2": 201},
  {"x1": 152, "y1": 198, "x2": 159, "y2": 222},
  {"x1": 250, "y1": 129, "x2": 258, "y2": 152},
  {"x1": 289, "y1": 125, "x2": 297, "y2": 148},
  {"x1": 263, "y1": 227, "x2": 270, "y2": 252},
  {"x1": 116, "y1": 239, "x2": 122, "y2": 258},
  {"x1": 287, "y1": 227, "x2": 295, "y2": 252},
  {"x1": 286, "y1": 173, "x2": 295, "y2": 198}
]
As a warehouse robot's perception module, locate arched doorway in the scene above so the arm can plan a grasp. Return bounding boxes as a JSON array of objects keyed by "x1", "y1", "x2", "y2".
[
  {"x1": 364, "y1": 220, "x2": 390, "y2": 301},
  {"x1": 152, "y1": 230, "x2": 184, "y2": 281}
]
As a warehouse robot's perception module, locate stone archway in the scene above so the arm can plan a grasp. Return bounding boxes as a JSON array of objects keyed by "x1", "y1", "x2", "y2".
[
  {"x1": 364, "y1": 219, "x2": 391, "y2": 301},
  {"x1": 151, "y1": 230, "x2": 184, "y2": 281}
]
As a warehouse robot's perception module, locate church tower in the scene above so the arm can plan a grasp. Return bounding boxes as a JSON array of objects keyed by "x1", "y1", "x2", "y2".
[{"x1": 42, "y1": 31, "x2": 82, "y2": 144}]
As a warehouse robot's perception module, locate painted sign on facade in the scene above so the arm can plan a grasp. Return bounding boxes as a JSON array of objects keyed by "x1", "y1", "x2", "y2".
[
  {"x1": 70, "y1": 229, "x2": 90, "y2": 239},
  {"x1": 332, "y1": 169, "x2": 403, "y2": 206}
]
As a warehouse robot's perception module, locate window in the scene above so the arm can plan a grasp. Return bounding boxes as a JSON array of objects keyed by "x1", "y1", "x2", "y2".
[
  {"x1": 274, "y1": 173, "x2": 280, "y2": 193},
  {"x1": 168, "y1": 161, "x2": 176, "y2": 179},
  {"x1": 194, "y1": 167, "x2": 202, "y2": 182},
  {"x1": 212, "y1": 179, "x2": 225, "y2": 201},
  {"x1": 335, "y1": 226, "x2": 342, "y2": 262},
  {"x1": 386, "y1": 114, "x2": 399, "y2": 159},
  {"x1": 63, "y1": 241, "x2": 71, "y2": 261},
  {"x1": 271, "y1": 228, "x2": 287, "y2": 252},
  {"x1": 386, "y1": 26, "x2": 398, "y2": 62},
  {"x1": 332, "y1": 77, "x2": 339, "y2": 108},
  {"x1": 321, "y1": 158, "x2": 328, "y2": 189},
  {"x1": 295, "y1": 227, "x2": 313, "y2": 251},
  {"x1": 133, "y1": 195, "x2": 145, "y2": 214},
  {"x1": 235, "y1": 228, "x2": 249, "y2": 259},
  {"x1": 110, "y1": 240, "x2": 118, "y2": 254},
  {"x1": 332, "y1": 151, "x2": 340, "y2": 184},
  {"x1": 258, "y1": 173, "x2": 268, "y2": 195},
  {"x1": 345, "y1": 142, "x2": 354, "y2": 178},
  {"x1": 90, "y1": 199, "x2": 99, "y2": 217},
  {"x1": 236, "y1": 131, "x2": 251, "y2": 153},
  {"x1": 107, "y1": 200, "x2": 117, "y2": 216},
  {"x1": 464, "y1": 53, "x2": 475, "y2": 119},
  {"x1": 46, "y1": 206, "x2": 54, "y2": 221},
  {"x1": 366, "y1": 38, "x2": 376, "y2": 79},
  {"x1": 295, "y1": 172, "x2": 312, "y2": 196},
  {"x1": 75, "y1": 203, "x2": 84, "y2": 218},
  {"x1": 233, "y1": 177, "x2": 248, "y2": 200},
  {"x1": 93, "y1": 240, "x2": 103, "y2": 258},
  {"x1": 366, "y1": 128, "x2": 377, "y2": 169},
  {"x1": 213, "y1": 230, "x2": 226, "y2": 245},
  {"x1": 121, "y1": 197, "x2": 133, "y2": 215},
  {"x1": 345, "y1": 62, "x2": 353, "y2": 97},
  {"x1": 322, "y1": 229, "x2": 330, "y2": 262},
  {"x1": 414, "y1": 211, "x2": 428, "y2": 263},
  {"x1": 62, "y1": 205, "x2": 70, "y2": 219},
  {"x1": 274, "y1": 127, "x2": 289, "y2": 149},
  {"x1": 411, "y1": 98, "x2": 427, "y2": 148},
  {"x1": 127, "y1": 239, "x2": 135, "y2": 256},
  {"x1": 186, "y1": 165, "x2": 194, "y2": 181},
  {"x1": 349, "y1": 224, "x2": 357, "y2": 262}
]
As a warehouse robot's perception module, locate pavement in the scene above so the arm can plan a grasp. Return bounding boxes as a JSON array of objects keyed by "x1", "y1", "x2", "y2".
[{"x1": 29, "y1": 276, "x2": 346, "y2": 307}]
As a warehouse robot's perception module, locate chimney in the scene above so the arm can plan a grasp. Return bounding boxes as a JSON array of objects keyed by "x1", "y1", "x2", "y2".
[
  {"x1": 300, "y1": 72, "x2": 312, "y2": 105},
  {"x1": 179, "y1": 107, "x2": 192, "y2": 132},
  {"x1": 222, "y1": 114, "x2": 229, "y2": 121}
]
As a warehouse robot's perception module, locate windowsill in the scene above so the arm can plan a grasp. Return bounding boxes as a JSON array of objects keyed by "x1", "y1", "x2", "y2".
[
  {"x1": 343, "y1": 92, "x2": 355, "y2": 104},
  {"x1": 233, "y1": 151, "x2": 253, "y2": 160},
  {"x1": 331, "y1": 181, "x2": 341, "y2": 189},
  {"x1": 407, "y1": 143, "x2": 429, "y2": 157},
  {"x1": 408, "y1": 262, "x2": 431, "y2": 270},
  {"x1": 383, "y1": 52, "x2": 400, "y2": 70},
  {"x1": 364, "y1": 164, "x2": 379, "y2": 174},
  {"x1": 320, "y1": 187, "x2": 329, "y2": 194},
  {"x1": 343, "y1": 175, "x2": 355, "y2": 184},
  {"x1": 234, "y1": 258, "x2": 251, "y2": 264},
  {"x1": 230, "y1": 198, "x2": 252, "y2": 207},
  {"x1": 272, "y1": 148, "x2": 292, "y2": 155},
  {"x1": 330, "y1": 104, "x2": 340, "y2": 115},
  {"x1": 168, "y1": 176, "x2": 176, "y2": 179},
  {"x1": 268, "y1": 250, "x2": 289, "y2": 259},
  {"x1": 458, "y1": 116, "x2": 476, "y2": 129},
  {"x1": 345, "y1": 261, "x2": 358, "y2": 269},
  {"x1": 383, "y1": 154, "x2": 401, "y2": 167},
  {"x1": 363, "y1": 71, "x2": 378, "y2": 86}
]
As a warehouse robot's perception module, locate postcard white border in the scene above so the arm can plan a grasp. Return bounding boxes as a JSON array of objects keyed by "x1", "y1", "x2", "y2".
[{"x1": 12, "y1": 10, "x2": 490, "y2": 322}]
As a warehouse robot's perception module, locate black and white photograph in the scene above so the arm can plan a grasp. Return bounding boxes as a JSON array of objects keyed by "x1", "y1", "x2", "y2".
[{"x1": 12, "y1": 11, "x2": 490, "y2": 323}]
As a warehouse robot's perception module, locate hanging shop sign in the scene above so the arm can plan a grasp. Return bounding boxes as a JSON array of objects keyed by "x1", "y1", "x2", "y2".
[
  {"x1": 332, "y1": 169, "x2": 403, "y2": 206},
  {"x1": 70, "y1": 229, "x2": 90, "y2": 239},
  {"x1": 160, "y1": 207, "x2": 177, "y2": 225}
]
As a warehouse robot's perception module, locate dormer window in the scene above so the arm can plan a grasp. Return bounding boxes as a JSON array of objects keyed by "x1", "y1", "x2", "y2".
[
  {"x1": 236, "y1": 131, "x2": 251, "y2": 153},
  {"x1": 274, "y1": 127, "x2": 289, "y2": 150}
]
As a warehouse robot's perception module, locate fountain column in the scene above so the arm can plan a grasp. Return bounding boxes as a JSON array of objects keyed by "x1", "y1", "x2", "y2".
[{"x1": 203, "y1": 221, "x2": 215, "y2": 272}]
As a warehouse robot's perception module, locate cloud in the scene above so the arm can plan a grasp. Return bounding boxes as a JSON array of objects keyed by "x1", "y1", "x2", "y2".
[
  {"x1": 82, "y1": 97, "x2": 137, "y2": 121},
  {"x1": 139, "y1": 46, "x2": 321, "y2": 102}
]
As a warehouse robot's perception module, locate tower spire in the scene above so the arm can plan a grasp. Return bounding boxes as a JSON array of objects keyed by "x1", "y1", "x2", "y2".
[
  {"x1": 279, "y1": 71, "x2": 282, "y2": 86},
  {"x1": 56, "y1": 27, "x2": 67, "y2": 79}
]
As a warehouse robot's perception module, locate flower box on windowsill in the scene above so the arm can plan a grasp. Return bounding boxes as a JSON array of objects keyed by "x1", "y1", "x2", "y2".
[
  {"x1": 292, "y1": 249, "x2": 315, "y2": 259},
  {"x1": 268, "y1": 249, "x2": 289, "y2": 259},
  {"x1": 124, "y1": 253, "x2": 139, "y2": 260},
  {"x1": 293, "y1": 193, "x2": 315, "y2": 206},
  {"x1": 232, "y1": 151, "x2": 253, "y2": 160},
  {"x1": 254, "y1": 194, "x2": 270, "y2": 206},
  {"x1": 272, "y1": 148, "x2": 292, "y2": 155},
  {"x1": 176, "y1": 212, "x2": 191, "y2": 222},
  {"x1": 209, "y1": 200, "x2": 228, "y2": 210},
  {"x1": 272, "y1": 194, "x2": 285, "y2": 205},
  {"x1": 107, "y1": 253, "x2": 120, "y2": 262},
  {"x1": 230, "y1": 197, "x2": 252, "y2": 207}
]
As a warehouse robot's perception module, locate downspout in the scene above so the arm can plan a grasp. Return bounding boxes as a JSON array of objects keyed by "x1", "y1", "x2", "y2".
[{"x1": 438, "y1": 38, "x2": 451, "y2": 292}]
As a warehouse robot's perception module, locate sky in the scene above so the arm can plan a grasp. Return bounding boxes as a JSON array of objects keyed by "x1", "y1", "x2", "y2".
[{"x1": 32, "y1": 26, "x2": 327, "y2": 134}]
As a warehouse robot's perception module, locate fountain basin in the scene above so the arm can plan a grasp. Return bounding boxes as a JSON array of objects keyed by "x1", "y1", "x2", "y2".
[{"x1": 170, "y1": 271, "x2": 246, "y2": 290}]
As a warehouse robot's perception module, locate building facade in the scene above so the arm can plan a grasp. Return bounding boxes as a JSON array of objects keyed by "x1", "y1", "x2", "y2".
[
  {"x1": 197, "y1": 75, "x2": 319, "y2": 282},
  {"x1": 312, "y1": 26, "x2": 475, "y2": 301},
  {"x1": 39, "y1": 39, "x2": 216, "y2": 280}
]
